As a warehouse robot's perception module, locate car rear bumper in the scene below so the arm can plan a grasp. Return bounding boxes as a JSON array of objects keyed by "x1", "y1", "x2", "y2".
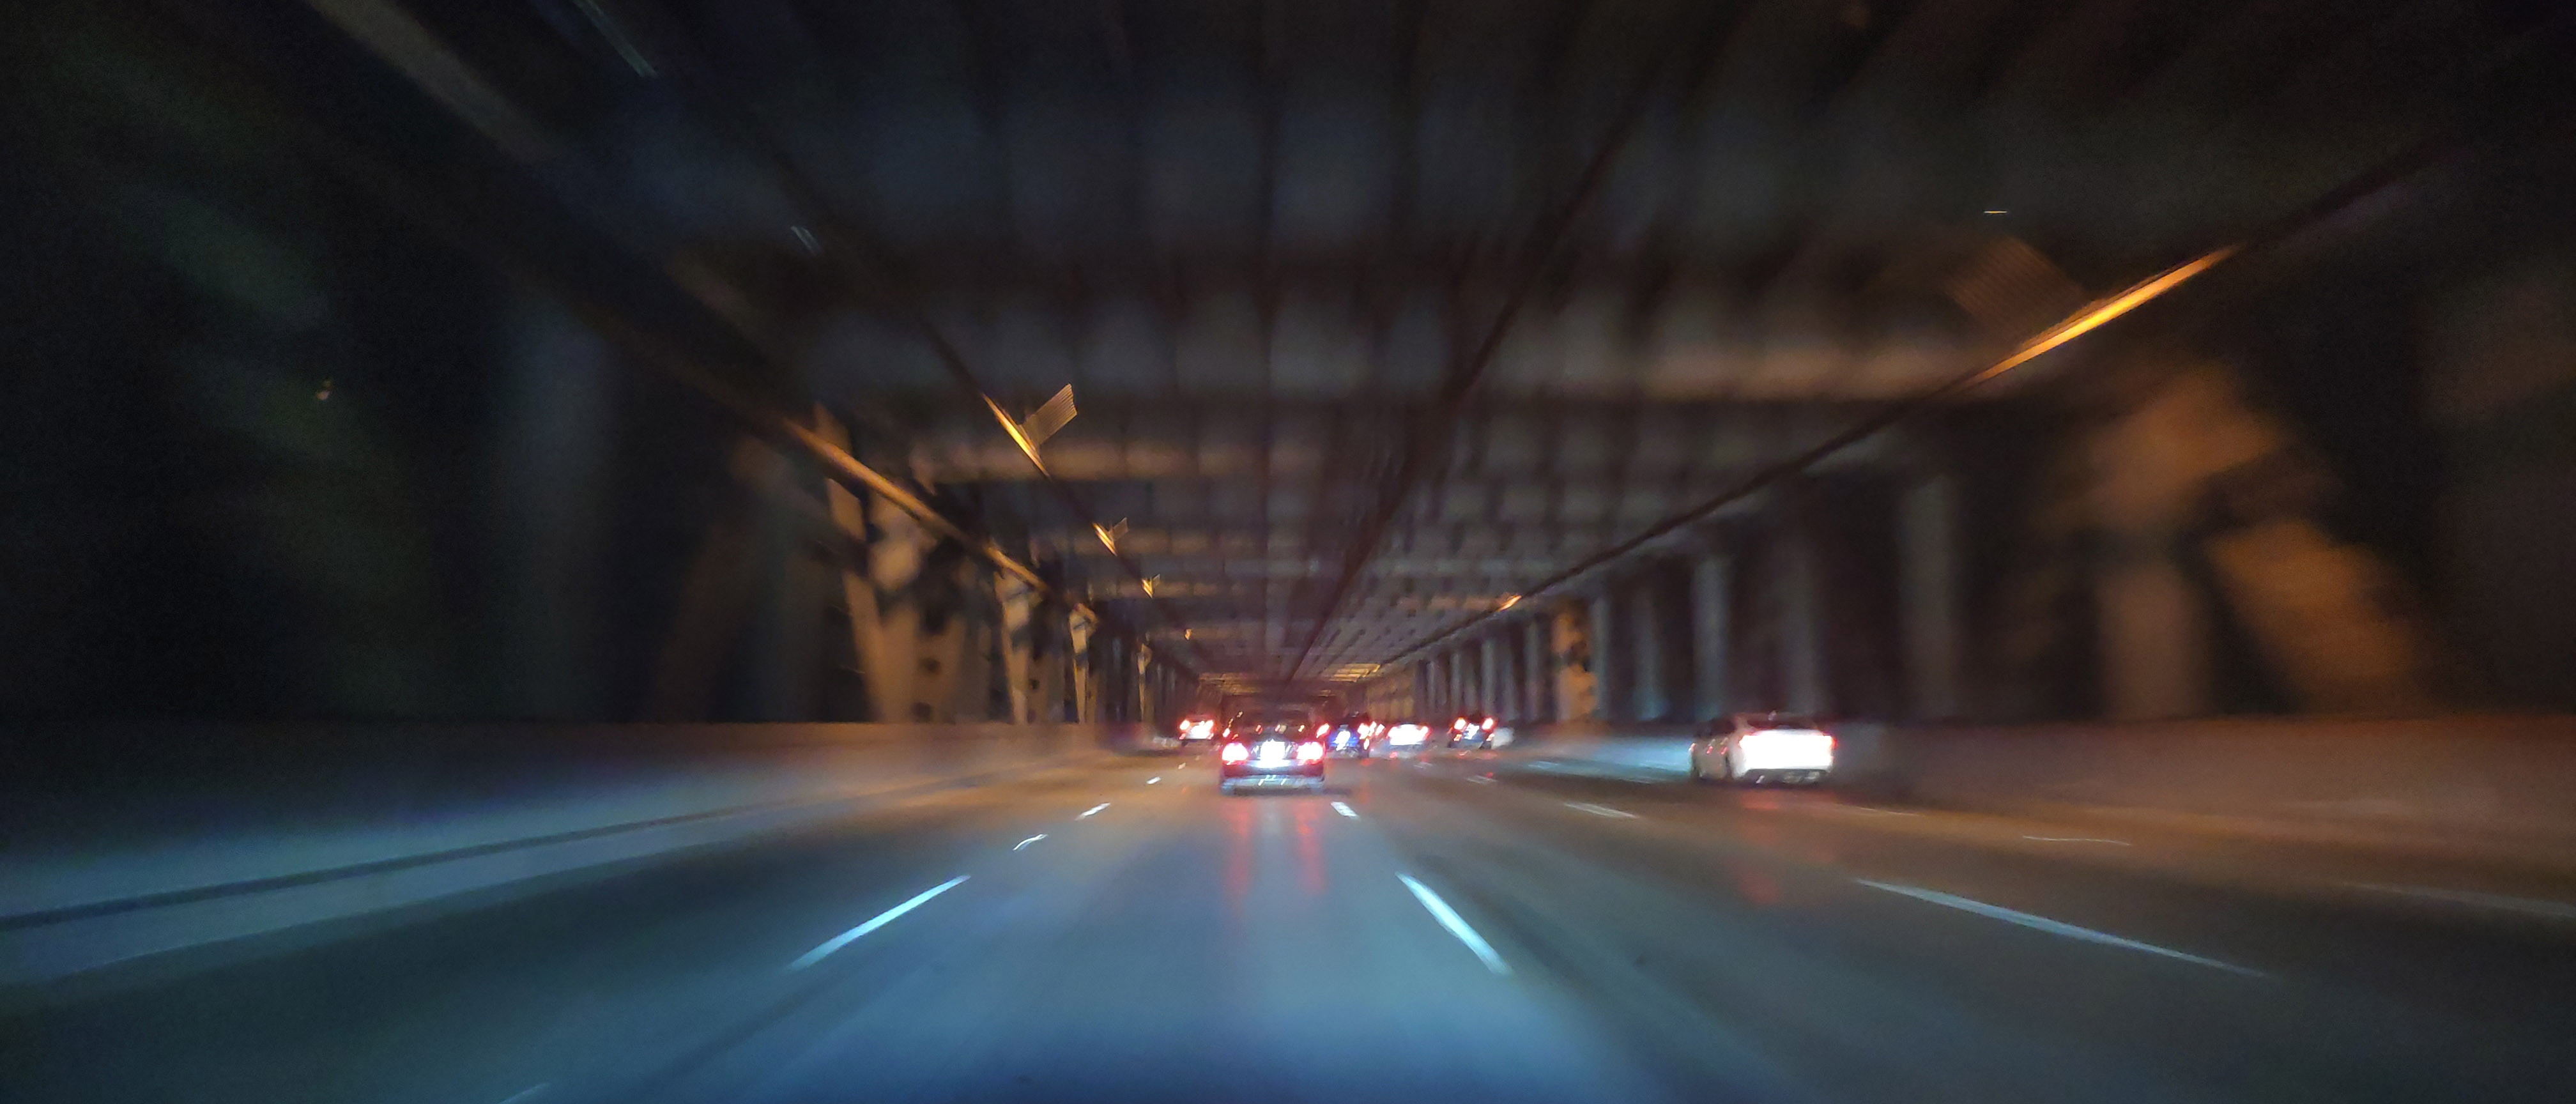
[{"x1": 1220, "y1": 770, "x2": 1324, "y2": 790}]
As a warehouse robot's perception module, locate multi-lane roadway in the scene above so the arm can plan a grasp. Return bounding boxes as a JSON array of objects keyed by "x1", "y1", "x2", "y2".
[{"x1": 10, "y1": 747, "x2": 2575, "y2": 1103}]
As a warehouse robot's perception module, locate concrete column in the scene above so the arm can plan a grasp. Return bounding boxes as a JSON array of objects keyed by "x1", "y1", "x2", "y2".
[
  {"x1": 1031, "y1": 597, "x2": 1068, "y2": 722},
  {"x1": 1630, "y1": 576, "x2": 1666, "y2": 721},
  {"x1": 1413, "y1": 663, "x2": 1431, "y2": 719},
  {"x1": 1134, "y1": 644, "x2": 1155, "y2": 726},
  {"x1": 2097, "y1": 543, "x2": 2211, "y2": 719},
  {"x1": 1551, "y1": 601, "x2": 1594, "y2": 721},
  {"x1": 997, "y1": 572, "x2": 1036, "y2": 723},
  {"x1": 1781, "y1": 525, "x2": 1831, "y2": 716},
  {"x1": 1480, "y1": 635, "x2": 1501, "y2": 717},
  {"x1": 1900, "y1": 476, "x2": 1963, "y2": 720},
  {"x1": 1449, "y1": 647, "x2": 1469, "y2": 717},
  {"x1": 912, "y1": 558, "x2": 978, "y2": 723},
  {"x1": 1069, "y1": 610, "x2": 1098, "y2": 723},
  {"x1": 1691, "y1": 551, "x2": 1732, "y2": 721},
  {"x1": 1587, "y1": 586, "x2": 1622, "y2": 721},
  {"x1": 1523, "y1": 618, "x2": 1551, "y2": 721}
]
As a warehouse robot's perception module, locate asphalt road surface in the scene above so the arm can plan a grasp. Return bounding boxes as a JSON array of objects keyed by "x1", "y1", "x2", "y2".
[{"x1": 10, "y1": 749, "x2": 2576, "y2": 1104}]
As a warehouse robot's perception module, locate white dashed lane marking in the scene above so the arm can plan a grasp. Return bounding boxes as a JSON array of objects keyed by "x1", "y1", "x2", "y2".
[{"x1": 789, "y1": 876, "x2": 971, "y2": 971}]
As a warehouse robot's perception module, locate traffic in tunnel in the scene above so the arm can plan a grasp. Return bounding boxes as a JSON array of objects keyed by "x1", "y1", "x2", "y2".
[{"x1": 6, "y1": 0, "x2": 2576, "y2": 1102}]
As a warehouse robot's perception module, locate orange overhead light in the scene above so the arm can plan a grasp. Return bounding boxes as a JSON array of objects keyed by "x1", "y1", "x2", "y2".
[{"x1": 1966, "y1": 247, "x2": 2237, "y2": 388}]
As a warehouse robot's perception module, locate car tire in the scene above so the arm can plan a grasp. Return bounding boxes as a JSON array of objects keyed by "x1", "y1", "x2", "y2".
[{"x1": 1688, "y1": 754, "x2": 1707, "y2": 783}]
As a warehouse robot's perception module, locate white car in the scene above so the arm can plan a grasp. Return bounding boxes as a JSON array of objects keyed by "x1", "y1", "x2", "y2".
[
  {"x1": 1381, "y1": 722, "x2": 1431, "y2": 755},
  {"x1": 1689, "y1": 713, "x2": 1834, "y2": 786}
]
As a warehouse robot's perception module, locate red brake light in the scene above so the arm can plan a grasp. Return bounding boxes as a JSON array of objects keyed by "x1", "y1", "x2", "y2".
[
  {"x1": 1220, "y1": 742, "x2": 1248, "y2": 763},
  {"x1": 1296, "y1": 741, "x2": 1325, "y2": 763}
]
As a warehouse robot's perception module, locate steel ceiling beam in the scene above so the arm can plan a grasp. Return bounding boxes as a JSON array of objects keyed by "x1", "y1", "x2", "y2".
[
  {"x1": 1277, "y1": 10, "x2": 1734, "y2": 685},
  {"x1": 1374, "y1": 99, "x2": 2514, "y2": 671}
]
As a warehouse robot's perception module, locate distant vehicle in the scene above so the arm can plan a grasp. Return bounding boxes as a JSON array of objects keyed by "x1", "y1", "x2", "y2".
[
  {"x1": 1690, "y1": 712, "x2": 1835, "y2": 785},
  {"x1": 1447, "y1": 714, "x2": 1499, "y2": 748},
  {"x1": 1175, "y1": 713, "x2": 1219, "y2": 744},
  {"x1": 1324, "y1": 712, "x2": 1376, "y2": 758},
  {"x1": 1218, "y1": 728, "x2": 1326, "y2": 793},
  {"x1": 1379, "y1": 720, "x2": 1432, "y2": 754}
]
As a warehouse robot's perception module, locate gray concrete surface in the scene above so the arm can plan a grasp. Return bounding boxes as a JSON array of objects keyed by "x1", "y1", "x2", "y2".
[{"x1": 8, "y1": 747, "x2": 2574, "y2": 1103}]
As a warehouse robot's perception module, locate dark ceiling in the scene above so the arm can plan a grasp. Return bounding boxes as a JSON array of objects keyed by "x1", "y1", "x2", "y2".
[{"x1": 307, "y1": 0, "x2": 2547, "y2": 686}]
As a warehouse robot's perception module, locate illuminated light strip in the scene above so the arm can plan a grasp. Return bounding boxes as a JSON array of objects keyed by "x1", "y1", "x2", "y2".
[
  {"x1": 1964, "y1": 247, "x2": 2237, "y2": 389},
  {"x1": 1013, "y1": 834, "x2": 1047, "y2": 851},
  {"x1": 1857, "y1": 879, "x2": 2266, "y2": 978},
  {"x1": 1078, "y1": 803, "x2": 1110, "y2": 818},
  {"x1": 982, "y1": 394, "x2": 1048, "y2": 475},
  {"x1": 1399, "y1": 875, "x2": 1511, "y2": 976},
  {"x1": 788, "y1": 875, "x2": 970, "y2": 970},
  {"x1": 1147, "y1": 776, "x2": 1162, "y2": 785}
]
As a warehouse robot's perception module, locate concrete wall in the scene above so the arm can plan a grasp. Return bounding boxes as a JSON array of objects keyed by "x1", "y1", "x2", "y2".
[{"x1": 1, "y1": 723, "x2": 1134, "y2": 986}]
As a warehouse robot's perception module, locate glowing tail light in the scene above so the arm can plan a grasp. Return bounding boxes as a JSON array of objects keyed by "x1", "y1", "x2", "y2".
[
  {"x1": 1296, "y1": 742, "x2": 1326, "y2": 763},
  {"x1": 1482, "y1": 718, "x2": 1496, "y2": 730},
  {"x1": 1220, "y1": 742, "x2": 1249, "y2": 764}
]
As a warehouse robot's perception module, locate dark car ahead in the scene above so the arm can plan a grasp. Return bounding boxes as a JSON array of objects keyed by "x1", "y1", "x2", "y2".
[
  {"x1": 1447, "y1": 713, "x2": 1498, "y2": 748},
  {"x1": 1324, "y1": 712, "x2": 1377, "y2": 758},
  {"x1": 1218, "y1": 725, "x2": 1326, "y2": 793}
]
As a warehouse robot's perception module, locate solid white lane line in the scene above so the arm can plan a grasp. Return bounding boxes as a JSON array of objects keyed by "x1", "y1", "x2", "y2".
[
  {"x1": 1468, "y1": 775, "x2": 1494, "y2": 784},
  {"x1": 1398, "y1": 875, "x2": 1511, "y2": 976},
  {"x1": 1013, "y1": 834, "x2": 1048, "y2": 850},
  {"x1": 493, "y1": 1086, "x2": 549, "y2": 1104},
  {"x1": 1565, "y1": 801, "x2": 1637, "y2": 819},
  {"x1": 1079, "y1": 803, "x2": 1110, "y2": 818},
  {"x1": 1835, "y1": 806, "x2": 1922, "y2": 817},
  {"x1": 2350, "y1": 883, "x2": 2576, "y2": 921},
  {"x1": 788, "y1": 876, "x2": 970, "y2": 971},
  {"x1": 1857, "y1": 879, "x2": 2266, "y2": 978},
  {"x1": 2023, "y1": 836, "x2": 2131, "y2": 845},
  {"x1": 1331, "y1": 801, "x2": 1358, "y2": 818}
]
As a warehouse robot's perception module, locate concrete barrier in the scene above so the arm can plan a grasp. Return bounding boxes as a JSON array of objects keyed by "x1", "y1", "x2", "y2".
[
  {"x1": 1496, "y1": 716, "x2": 2576, "y2": 860},
  {"x1": 1, "y1": 723, "x2": 1133, "y2": 987},
  {"x1": 1863, "y1": 716, "x2": 2576, "y2": 853}
]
